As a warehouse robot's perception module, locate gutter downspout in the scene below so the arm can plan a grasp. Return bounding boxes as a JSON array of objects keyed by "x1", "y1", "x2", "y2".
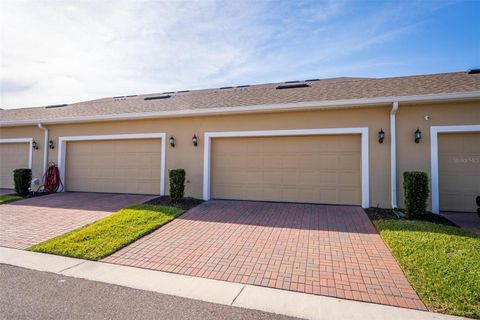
[
  {"x1": 390, "y1": 101, "x2": 399, "y2": 208},
  {"x1": 37, "y1": 123, "x2": 48, "y2": 175}
]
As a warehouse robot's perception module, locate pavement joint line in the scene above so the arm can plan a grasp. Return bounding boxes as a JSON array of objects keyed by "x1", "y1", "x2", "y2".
[
  {"x1": 0, "y1": 247, "x2": 470, "y2": 320},
  {"x1": 57, "y1": 261, "x2": 87, "y2": 273},
  {"x1": 230, "y1": 285, "x2": 246, "y2": 306}
]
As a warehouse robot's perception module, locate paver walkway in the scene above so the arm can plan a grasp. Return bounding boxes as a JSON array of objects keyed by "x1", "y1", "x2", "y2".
[
  {"x1": 0, "y1": 192, "x2": 155, "y2": 249},
  {"x1": 104, "y1": 200, "x2": 425, "y2": 310}
]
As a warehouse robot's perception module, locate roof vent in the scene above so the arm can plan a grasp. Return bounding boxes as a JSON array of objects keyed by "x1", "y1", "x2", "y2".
[
  {"x1": 126, "y1": 95, "x2": 137, "y2": 98},
  {"x1": 284, "y1": 80, "x2": 300, "y2": 84},
  {"x1": 276, "y1": 83, "x2": 310, "y2": 90},
  {"x1": 305, "y1": 79, "x2": 320, "y2": 82},
  {"x1": 144, "y1": 95, "x2": 171, "y2": 101},
  {"x1": 467, "y1": 69, "x2": 480, "y2": 74},
  {"x1": 177, "y1": 90, "x2": 190, "y2": 93},
  {"x1": 220, "y1": 86, "x2": 233, "y2": 90},
  {"x1": 236, "y1": 85, "x2": 250, "y2": 88},
  {"x1": 162, "y1": 91, "x2": 175, "y2": 94},
  {"x1": 45, "y1": 104, "x2": 68, "y2": 109}
]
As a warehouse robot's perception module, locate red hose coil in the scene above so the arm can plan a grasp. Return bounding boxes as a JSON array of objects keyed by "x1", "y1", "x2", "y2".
[{"x1": 42, "y1": 162, "x2": 64, "y2": 193}]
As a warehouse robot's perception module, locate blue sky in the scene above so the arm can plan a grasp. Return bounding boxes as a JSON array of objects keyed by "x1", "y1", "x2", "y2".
[{"x1": 0, "y1": 0, "x2": 479, "y2": 109}]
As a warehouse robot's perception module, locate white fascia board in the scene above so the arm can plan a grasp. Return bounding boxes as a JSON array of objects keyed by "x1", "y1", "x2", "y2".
[
  {"x1": 1, "y1": 91, "x2": 479, "y2": 127},
  {"x1": 59, "y1": 133, "x2": 166, "y2": 142},
  {"x1": 0, "y1": 138, "x2": 33, "y2": 143},
  {"x1": 205, "y1": 127, "x2": 367, "y2": 138}
]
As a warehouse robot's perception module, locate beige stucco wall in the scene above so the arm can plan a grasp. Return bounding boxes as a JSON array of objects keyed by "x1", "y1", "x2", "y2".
[
  {"x1": 0, "y1": 106, "x2": 391, "y2": 206},
  {"x1": 396, "y1": 100, "x2": 480, "y2": 209},
  {"x1": 1, "y1": 100, "x2": 478, "y2": 208}
]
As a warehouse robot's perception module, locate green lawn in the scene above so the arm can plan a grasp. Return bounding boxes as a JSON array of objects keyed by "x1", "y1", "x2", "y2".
[
  {"x1": 0, "y1": 194, "x2": 23, "y2": 204},
  {"x1": 374, "y1": 219, "x2": 480, "y2": 318},
  {"x1": 29, "y1": 204, "x2": 183, "y2": 260}
]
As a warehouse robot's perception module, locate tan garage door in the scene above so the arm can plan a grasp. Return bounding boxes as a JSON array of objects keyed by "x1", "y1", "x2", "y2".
[
  {"x1": 65, "y1": 139, "x2": 161, "y2": 194},
  {"x1": 211, "y1": 135, "x2": 361, "y2": 205},
  {"x1": 0, "y1": 143, "x2": 30, "y2": 189},
  {"x1": 439, "y1": 132, "x2": 480, "y2": 212}
]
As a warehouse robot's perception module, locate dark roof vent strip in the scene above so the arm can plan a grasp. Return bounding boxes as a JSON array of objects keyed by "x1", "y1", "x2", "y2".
[
  {"x1": 219, "y1": 86, "x2": 233, "y2": 90},
  {"x1": 144, "y1": 95, "x2": 172, "y2": 101},
  {"x1": 276, "y1": 83, "x2": 310, "y2": 90},
  {"x1": 468, "y1": 69, "x2": 480, "y2": 74},
  {"x1": 305, "y1": 79, "x2": 320, "y2": 82},
  {"x1": 177, "y1": 90, "x2": 190, "y2": 93},
  {"x1": 236, "y1": 85, "x2": 250, "y2": 88},
  {"x1": 45, "y1": 104, "x2": 68, "y2": 109}
]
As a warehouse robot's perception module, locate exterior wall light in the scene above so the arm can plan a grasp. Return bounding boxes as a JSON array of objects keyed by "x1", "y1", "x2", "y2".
[
  {"x1": 378, "y1": 129, "x2": 385, "y2": 144},
  {"x1": 414, "y1": 128, "x2": 422, "y2": 144},
  {"x1": 49, "y1": 139, "x2": 55, "y2": 149},
  {"x1": 192, "y1": 134, "x2": 198, "y2": 146},
  {"x1": 32, "y1": 140, "x2": 39, "y2": 150},
  {"x1": 169, "y1": 136, "x2": 175, "y2": 147}
]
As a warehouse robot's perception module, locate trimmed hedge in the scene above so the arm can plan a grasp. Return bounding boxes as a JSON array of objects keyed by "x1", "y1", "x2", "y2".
[
  {"x1": 403, "y1": 171, "x2": 429, "y2": 218},
  {"x1": 13, "y1": 168, "x2": 31, "y2": 196},
  {"x1": 169, "y1": 169, "x2": 185, "y2": 203}
]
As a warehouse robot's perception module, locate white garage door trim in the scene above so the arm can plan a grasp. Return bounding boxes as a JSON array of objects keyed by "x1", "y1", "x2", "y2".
[
  {"x1": 430, "y1": 125, "x2": 480, "y2": 214},
  {"x1": 0, "y1": 138, "x2": 34, "y2": 169},
  {"x1": 203, "y1": 128, "x2": 369, "y2": 208},
  {"x1": 58, "y1": 133, "x2": 166, "y2": 195}
]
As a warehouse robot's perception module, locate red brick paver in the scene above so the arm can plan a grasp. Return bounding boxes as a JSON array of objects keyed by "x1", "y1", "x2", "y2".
[
  {"x1": 0, "y1": 192, "x2": 155, "y2": 249},
  {"x1": 103, "y1": 200, "x2": 426, "y2": 310}
]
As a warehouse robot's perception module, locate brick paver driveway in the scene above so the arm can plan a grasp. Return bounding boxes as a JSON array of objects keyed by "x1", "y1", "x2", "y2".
[
  {"x1": 0, "y1": 192, "x2": 155, "y2": 249},
  {"x1": 104, "y1": 200, "x2": 425, "y2": 310}
]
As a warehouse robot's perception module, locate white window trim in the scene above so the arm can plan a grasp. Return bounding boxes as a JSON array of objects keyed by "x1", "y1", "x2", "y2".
[
  {"x1": 0, "y1": 138, "x2": 34, "y2": 169},
  {"x1": 430, "y1": 125, "x2": 480, "y2": 214},
  {"x1": 58, "y1": 133, "x2": 166, "y2": 195},
  {"x1": 203, "y1": 128, "x2": 370, "y2": 208}
]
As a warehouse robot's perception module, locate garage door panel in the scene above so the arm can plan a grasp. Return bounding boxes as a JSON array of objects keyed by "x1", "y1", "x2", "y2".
[
  {"x1": 439, "y1": 132, "x2": 480, "y2": 212},
  {"x1": 0, "y1": 143, "x2": 30, "y2": 189},
  {"x1": 211, "y1": 135, "x2": 361, "y2": 205},
  {"x1": 66, "y1": 139, "x2": 161, "y2": 194},
  {"x1": 339, "y1": 172, "x2": 361, "y2": 187},
  {"x1": 339, "y1": 154, "x2": 361, "y2": 169}
]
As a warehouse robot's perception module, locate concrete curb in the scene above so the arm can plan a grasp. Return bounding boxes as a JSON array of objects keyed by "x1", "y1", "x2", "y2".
[{"x1": 0, "y1": 247, "x2": 469, "y2": 320}]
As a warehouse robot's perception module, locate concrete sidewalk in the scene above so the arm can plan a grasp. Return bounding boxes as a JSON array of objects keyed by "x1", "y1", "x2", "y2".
[{"x1": 0, "y1": 247, "x2": 469, "y2": 320}]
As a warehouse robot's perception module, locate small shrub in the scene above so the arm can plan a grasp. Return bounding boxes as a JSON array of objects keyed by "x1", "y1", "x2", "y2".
[
  {"x1": 13, "y1": 168, "x2": 32, "y2": 196},
  {"x1": 169, "y1": 169, "x2": 186, "y2": 203},
  {"x1": 403, "y1": 171, "x2": 429, "y2": 218}
]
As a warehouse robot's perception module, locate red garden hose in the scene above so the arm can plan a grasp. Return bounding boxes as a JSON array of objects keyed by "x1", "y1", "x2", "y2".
[{"x1": 42, "y1": 162, "x2": 64, "y2": 193}]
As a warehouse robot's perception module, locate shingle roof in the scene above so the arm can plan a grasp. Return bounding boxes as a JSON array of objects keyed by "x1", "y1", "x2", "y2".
[{"x1": 1, "y1": 71, "x2": 480, "y2": 123}]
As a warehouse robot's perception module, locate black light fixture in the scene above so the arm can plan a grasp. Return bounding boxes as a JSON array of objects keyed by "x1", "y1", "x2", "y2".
[
  {"x1": 48, "y1": 139, "x2": 55, "y2": 149},
  {"x1": 414, "y1": 128, "x2": 422, "y2": 144},
  {"x1": 32, "y1": 140, "x2": 39, "y2": 150},
  {"x1": 169, "y1": 136, "x2": 175, "y2": 147},
  {"x1": 192, "y1": 134, "x2": 198, "y2": 146},
  {"x1": 378, "y1": 129, "x2": 385, "y2": 144}
]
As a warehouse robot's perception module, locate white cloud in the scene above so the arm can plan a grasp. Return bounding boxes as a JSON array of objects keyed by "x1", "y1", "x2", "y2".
[{"x1": 0, "y1": 0, "x2": 434, "y2": 109}]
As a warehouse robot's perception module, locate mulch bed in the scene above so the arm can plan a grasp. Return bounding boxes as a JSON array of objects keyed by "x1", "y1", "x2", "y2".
[
  {"x1": 365, "y1": 207, "x2": 458, "y2": 227},
  {"x1": 144, "y1": 196, "x2": 204, "y2": 211}
]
